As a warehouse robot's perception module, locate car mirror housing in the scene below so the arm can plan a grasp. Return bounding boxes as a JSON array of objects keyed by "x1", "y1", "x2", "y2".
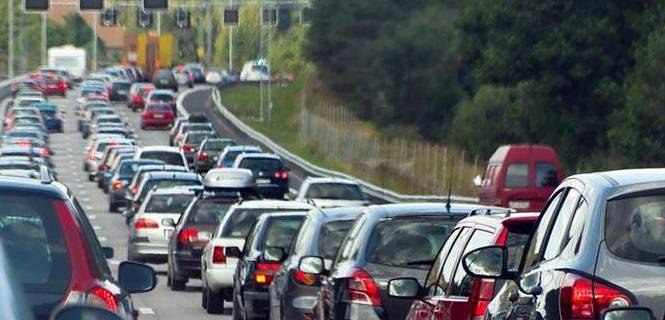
[
  {"x1": 462, "y1": 245, "x2": 514, "y2": 279},
  {"x1": 162, "y1": 218, "x2": 176, "y2": 228},
  {"x1": 225, "y1": 246, "x2": 242, "y2": 259},
  {"x1": 298, "y1": 256, "x2": 326, "y2": 275},
  {"x1": 387, "y1": 278, "x2": 422, "y2": 299},
  {"x1": 50, "y1": 304, "x2": 122, "y2": 320},
  {"x1": 262, "y1": 246, "x2": 286, "y2": 263},
  {"x1": 602, "y1": 307, "x2": 654, "y2": 320},
  {"x1": 118, "y1": 261, "x2": 157, "y2": 294}
]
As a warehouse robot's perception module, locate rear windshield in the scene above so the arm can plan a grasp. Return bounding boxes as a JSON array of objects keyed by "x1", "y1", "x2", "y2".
[
  {"x1": 0, "y1": 194, "x2": 70, "y2": 316},
  {"x1": 185, "y1": 199, "x2": 234, "y2": 225},
  {"x1": 97, "y1": 117, "x2": 121, "y2": 124},
  {"x1": 606, "y1": 195, "x2": 665, "y2": 263},
  {"x1": 536, "y1": 163, "x2": 559, "y2": 187},
  {"x1": 147, "y1": 104, "x2": 171, "y2": 112},
  {"x1": 306, "y1": 183, "x2": 363, "y2": 201},
  {"x1": 140, "y1": 151, "x2": 185, "y2": 167},
  {"x1": 185, "y1": 124, "x2": 212, "y2": 133},
  {"x1": 150, "y1": 94, "x2": 174, "y2": 102},
  {"x1": 139, "y1": 179, "x2": 201, "y2": 201},
  {"x1": 505, "y1": 163, "x2": 528, "y2": 188},
  {"x1": 318, "y1": 220, "x2": 355, "y2": 259},
  {"x1": 205, "y1": 140, "x2": 236, "y2": 151},
  {"x1": 7, "y1": 131, "x2": 40, "y2": 139},
  {"x1": 96, "y1": 141, "x2": 130, "y2": 152},
  {"x1": 258, "y1": 216, "x2": 305, "y2": 251},
  {"x1": 238, "y1": 158, "x2": 283, "y2": 171},
  {"x1": 41, "y1": 110, "x2": 56, "y2": 117},
  {"x1": 113, "y1": 83, "x2": 130, "y2": 90},
  {"x1": 145, "y1": 194, "x2": 195, "y2": 213},
  {"x1": 365, "y1": 218, "x2": 456, "y2": 270},
  {"x1": 92, "y1": 109, "x2": 115, "y2": 117},
  {"x1": 221, "y1": 208, "x2": 303, "y2": 238},
  {"x1": 186, "y1": 132, "x2": 212, "y2": 145},
  {"x1": 120, "y1": 162, "x2": 159, "y2": 177}
]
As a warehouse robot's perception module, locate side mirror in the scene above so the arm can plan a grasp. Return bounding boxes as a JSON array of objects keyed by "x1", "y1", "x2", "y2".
[
  {"x1": 225, "y1": 246, "x2": 242, "y2": 259},
  {"x1": 298, "y1": 256, "x2": 325, "y2": 275},
  {"x1": 162, "y1": 218, "x2": 176, "y2": 228},
  {"x1": 122, "y1": 210, "x2": 135, "y2": 220},
  {"x1": 462, "y1": 245, "x2": 513, "y2": 279},
  {"x1": 118, "y1": 261, "x2": 157, "y2": 294},
  {"x1": 49, "y1": 304, "x2": 122, "y2": 320},
  {"x1": 473, "y1": 175, "x2": 482, "y2": 187},
  {"x1": 102, "y1": 246, "x2": 114, "y2": 259},
  {"x1": 262, "y1": 246, "x2": 286, "y2": 263},
  {"x1": 602, "y1": 307, "x2": 655, "y2": 320},
  {"x1": 387, "y1": 278, "x2": 422, "y2": 299}
]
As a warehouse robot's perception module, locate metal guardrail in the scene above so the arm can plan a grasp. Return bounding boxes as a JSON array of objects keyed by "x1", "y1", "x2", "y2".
[{"x1": 178, "y1": 86, "x2": 479, "y2": 204}]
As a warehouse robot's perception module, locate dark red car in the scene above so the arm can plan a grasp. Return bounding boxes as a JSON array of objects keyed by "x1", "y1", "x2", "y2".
[
  {"x1": 128, "y1": 83, "x2": 155, "y2": 111},
  {"x1": 479, "y1": 144, "x2": 564, "y2": 212},
  {"x1": 141, "y1": 103, "x2": 175, "y2": 129}
]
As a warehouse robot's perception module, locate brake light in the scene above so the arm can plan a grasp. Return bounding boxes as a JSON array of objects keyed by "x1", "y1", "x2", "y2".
[
  {"x1": 274, "y1": 170, "x2": 289, "y2": 180},
  {"x1": 177, "y1": 228, "x2": 199, "y2": 245},
  {"x1": 471, "y1": 279, "x2": 495, "y2": 319},
  {"x1": 294, "y1": 270, "x2": 318, "y2": 286},
  {"x1": 134, "y1": 218, "x2": 159, "y2": 229},
  {"x1": 130, "y1": 185, "x2": 138, "y2": 195},
  {"x1": 58, "y1": 81, "x2": 67, "y2": 89},
  {"x1": 132, "y1": 94, "x2": 142, "y2": 104},
  {"x1": 182, "y1": 144, "x2": 193, "y2": 153},
  {"x1": 198, "y1": 152, "x2": 208, "y2": 161},
  {"x1": 217, "y1": 163, "x2": 225, "y2": 168},
  {"x1": 343, "y1": 268, "x2": 381, "y2": 306},
  {"x1": 560, "y1": 273, "x2": 631, "y2": 319},
  {"x1": 253, "y1": 262, "x2": 281, "y2": 285},
  {"x1": 112, "y1": 180, "x2": 123, "y2": 190},
  {"x1": 88, "y1": 286, "x2": 118, "y2": 311},
  {"x1": 212, "y1": 246, "x2": 226, "y2": 264},
  {"x1": 87, "y1": 153, "x2": 96, "y2": 161},
  {"x1": 98, "y1": 164, "x2": 107, "y2": 171},
  {"x1": 175, "y1": 135, "x2": 184, "y2": 142}
]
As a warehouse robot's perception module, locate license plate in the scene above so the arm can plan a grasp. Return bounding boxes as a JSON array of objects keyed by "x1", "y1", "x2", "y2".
[
  {"x1": 118, "y1": 90, "x2": 127, "y2": 95},
  {"x1": 160, "y1": 80, "x2": 168, "y2": 84},
  {"x1": 198, "y1": 232, "x2": 211, "y2": 241},
  {"x1": 154, "y1": 114, "x2": 164, "y2": 118},
  {"x1": 164, "y1": 229, "x2": 173, "y2": 240},
  {"x1": 256, "y1": 178, "x2": 271, "y2": 184}
]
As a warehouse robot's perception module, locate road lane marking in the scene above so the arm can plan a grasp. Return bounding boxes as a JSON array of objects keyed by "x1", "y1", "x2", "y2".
[
  {"x1": 107, "y1": 259, "x2": 120, "y2": 265},
  {"x1": 98, "y1": 237, "x2": 107, "y2": 242},
  {"x1": 82, "y1": 198, "x2": 90, "y2": 202},
  {"x1": 93, "y1": 225, "x2": 102, "y2": 230},
  {"x1": 85, "y1": 205, "x2": 93, "y2": 210},
  {"x1": 88, "y1": 215, "x2": 96, "y2": 220},
  {"x1": 138, "y1": 308, "x2": 155, "y2": 315}
]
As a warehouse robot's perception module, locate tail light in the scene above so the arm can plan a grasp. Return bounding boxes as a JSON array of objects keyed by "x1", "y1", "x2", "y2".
[
  {"x1": 342, "y1": 268, "x2": 381, "y2": 306},
  {"x1": 130, "y1": 185, "x2": 138, "y2": 195},
  {"x1": 175, "y1": 135, "x2": 184, "y2": 142},
  {"x1": 134, "y1": 218, "x2": 159, "y2": 229},
  {"x1": 87, "y1": 287, "x2": 118, "y2": 311},
  {"x1": 217, "y1": 163, "x2": 225, "y2": 168},
  {"x1": 142, "y1": 111, "x2": 153, "y2": 119},
  {"x1": 112, "y1": 181, "x2": 123, "y2": 190},
  {"x1": 294, "y1": 270, "x2": 319, "y2": 286},
  {"x1": 87, "y1": 153, "x2": 96, "y2": 161},
  {"x1": 471, "y1": 279, "x2": 495, "y2": 319},
  {"x1": 560, "y1": 273, "x2": 631, "y2": 319},
  {"x1": 212, "y1": 246, "x2": 226, "y2": 264},
  {"x1": 58, "y1": 81, "x2": 67, "y2": 89},
  {"x1": 132, "y1": 94, "x2": 142, "y2": 104},
  {"x1": 188, "y1": 73, "x2": 194, "y2": 81},
  {"x1": 274, "y1": 170, "x2": 289, "y2": 180},
  {"x1": 41, "y1": 148, "x2": 50, "y2": 157},
  {"x1": 98, "y1": 164, "x2": 107, "y2": 172},
  {"x1": 182, "y1": 144, "x2": 193, "y2": 153},
  {"x1": 177, "y1": 228, "x2": 200, "y2": 245},
  {"x1": 198, "y1": 152, "x2": 208, "y2": 161},
  {"x1": 253, "y1": 262, "x2": 281, "y2": 285}
]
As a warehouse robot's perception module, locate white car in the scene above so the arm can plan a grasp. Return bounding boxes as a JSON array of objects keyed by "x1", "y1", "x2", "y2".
[
  {"x1": 240, "y1": 60, "x2": 271, "y2": 82},
  {"x1": 205, "y1": 71, "x2": 222, "y2": 84},
  {"x1": 200, "y1": 200, "x2": 313, "y2": 312},
  {"x1": 84, "y1": 138, "x2": 135, "y2": 180},
  {"x1": 295, "y1": 177, "x2": 370, "y2": 208},
  {"x1": 134, "y1": 146, "x2": 188, "y2": 169},
  {"x1": 127, "y1": 187, "x2": 199, "y2": 262}
]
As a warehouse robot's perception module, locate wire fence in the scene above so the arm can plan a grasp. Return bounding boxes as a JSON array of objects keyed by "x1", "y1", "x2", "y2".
[{"x1": 298, "y1": 106, "x2": 484, "y2": 196}]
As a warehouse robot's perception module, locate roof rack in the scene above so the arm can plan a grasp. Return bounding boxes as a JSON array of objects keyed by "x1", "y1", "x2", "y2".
[
  {"x1": 40, "y1": 165, "x2": 52, "y2": 184},
  {"x1": 467, "y1": 208, "x2": 515, "y2": 218}
]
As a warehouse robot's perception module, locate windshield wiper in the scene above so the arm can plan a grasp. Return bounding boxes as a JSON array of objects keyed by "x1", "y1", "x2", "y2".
[{"x1": 405, "y1": 259, "x2": 434, "y2": 266}]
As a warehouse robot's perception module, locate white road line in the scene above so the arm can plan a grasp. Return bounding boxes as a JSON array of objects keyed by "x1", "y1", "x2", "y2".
[
  {"x1": 79, "y1": 190, "x2": 87, "y2": 195},
  {"x1": 138, "y1": 308, "x2": 155, "y2": 315},
  {"x1": 98, "y1": 236, "x2": 107, "y2": 242},
  {"x1": 88, "y1": 215, "x2": 97, "y2": 220},
  {"x1": 82, "y1": 197, "x2": 90, "y2": 202},
  {"x1": 85, "y1": 205, "x2": 93, "y2": 210},
  {"x1": 77, "y1": 184, "x2": 85, "y2": 188},
  {"x1": 107, "y1": 259, "x2": 120, "y2": 265},
  {"x1": 93, "y1": 225, "x2": 102, "y2": 230}
]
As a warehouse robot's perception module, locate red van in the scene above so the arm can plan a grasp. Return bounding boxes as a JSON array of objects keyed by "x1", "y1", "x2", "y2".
[{"x1": 479, "y1": 144, "x2": 563, "y2": 212}]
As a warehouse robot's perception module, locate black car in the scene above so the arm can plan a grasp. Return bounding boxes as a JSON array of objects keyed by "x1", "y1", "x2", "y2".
[
  {"x1": 185, "y1": 64, "x2": 207, "y2": 83},
  {"x1": 233, "y1": 153, "x2": 290, "y2": 199},
  {"x1": 229, "y1": 211, "x2": 308, "y2": 320},
  {"x1": 153, "y1": 69, "x2": 178, "y2": 92},
  {"x1": 193, "y1": 137, "x2": 237, "y2": 174},
  {"x1": 310, "y1": 203, "x2": 506, "y2": 320},
  {"x1": 110, "y1": 80, "x2": 131, "y2": 101},
  {"x1": 269, "y1": 206, "x2": 362, "y2": 320},
  {"x1": 180, "y1": 130, "x2": 218, "y2": 166}
]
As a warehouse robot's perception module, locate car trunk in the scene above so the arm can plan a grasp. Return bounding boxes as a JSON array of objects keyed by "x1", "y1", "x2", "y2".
[{"x1": 364, "y1": 263, "x2": 428, "y2": 320}]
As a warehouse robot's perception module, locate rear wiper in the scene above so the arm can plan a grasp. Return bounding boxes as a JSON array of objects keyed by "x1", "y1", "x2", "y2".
[{"x1": 406, "y1": 259, "x2": 434, "y2": 266}]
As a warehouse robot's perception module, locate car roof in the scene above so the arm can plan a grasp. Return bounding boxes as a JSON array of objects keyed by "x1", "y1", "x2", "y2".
[
  {"x1": 365, "y1": 202, "x2": 510, "y2": 219},
  {"x1": 150, "y1": 89, "x2": 175, "y2": 95},
  {"x1": 236, "y1": 153, "x2": 280, "y2": 160},
  {"x1": 145, "y1": 171, "x2": 201, "y2": 180},
  {"x1": 458, "y1": 211, "x2": 540, "y2": 228},
  {"x1": 232, "y1": 199, "x2": 314, "y2": 210},
  {"x1": 224, "y1": 145, "x2": 261, "y2": 152},
  {"x1": 309, "y1": 206, "x2": 366, "y2": 220},
  {"x1": 139, "y1": 146, "x2": 181, "y2": 153},
  {"x1": 258, "y1": 211, "x2": 309, "y2": 221},
  {"x1": 150, "y1": 185, "x2": 204, "y2": 195},
  {"x1": 304, "y1": 177, "x2": 359, "y2": 185}
]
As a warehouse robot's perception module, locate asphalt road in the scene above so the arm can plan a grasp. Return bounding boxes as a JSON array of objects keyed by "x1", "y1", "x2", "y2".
[{"x1": 46, "y1": 88, "x2": 233, "y2": 319}]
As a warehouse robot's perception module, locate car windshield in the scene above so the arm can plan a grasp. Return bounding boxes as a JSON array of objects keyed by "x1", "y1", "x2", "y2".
[
  {"x1": 606, "y1": 195, "x2": 665, "y2": 263},
  {"x1": 140, "y1": 151, "x2": 185, "y2": 167},
  {"x1": 306, "y1": 183, "x2": 363, "y2": 200},
  {"x1": 185, "y1": 199, "x2": 234, "y2": 225},
  {"x1": 113, "y1": 82, "x2": 130, "y2": 90},
  {"x1": 144, "y1": 194, "x2": 195, "y2": 213},
  {"x1": 317, "y1": 220, "x2": 355, "y2": 259},
  {"x1": 147, "y1": 104, "x2": 172, "y2": 112},
  {"x1": 221, "y1": 208, "x2": 303, "y2": 238},
  {"x1": 150, "y1": 94, "x2": 174, "y2": 102},
  {"x1": 365, "y1": 218, "x2": 456, "y2": 270},
  {"x1": 258, "y1": 216, "x2": 305, "y2": 251},
  {"x1": 139, "y1": 179, "x2": 200, "y2": 201},
  {"x1": 186, "y1": 132, "x2": 212, "y2": 145},
  {"x1": 238, "y1": 158, "x2": 282, "y2": 171}
]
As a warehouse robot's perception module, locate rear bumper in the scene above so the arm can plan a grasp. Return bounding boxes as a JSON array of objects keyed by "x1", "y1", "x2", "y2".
[
  {"x1": 173, "y1": 254, "x2": 202, "y2": 279},
  {"x1": 243, "y1": 290, "x2": 269, "y2": 319},
  {"x1": 109, "y1": 189, "x2": 126, "y2": 204},
  {"x1": 205, "y1": 266, "x2": 236, "y2": 291},
  {"x1": 341, "y1": 303, "x2": 386, "y2": 320},
  {"x1": 44, "y1": 119, "x2": 63, "y2": 131},
  {"x1": 142, "y1": 118, "x2": 173, "y2": 127},
  {"x1": 255, "y1": 184, "x2": 289, "y2": 197}
]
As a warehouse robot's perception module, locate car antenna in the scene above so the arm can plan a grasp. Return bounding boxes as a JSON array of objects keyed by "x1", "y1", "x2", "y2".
[{"x1": 445, "y1": 161, "x2": 454, "y2": 213}]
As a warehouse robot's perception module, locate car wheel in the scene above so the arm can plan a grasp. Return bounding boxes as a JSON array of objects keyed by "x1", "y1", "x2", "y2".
[
  {"x1": 232, "y1": 296, "x2": 242, "y2": 320},
  {"x1": 202, "y1": 286, "x2": 208, "y2": 309},
  {"x1": 88, "y1": 174, "x2": 94, "y2": 182},
  {"x1": 205, "y1": 288, "x2": 224, "y2": 314},
  {"x1": 109, "y1": 202, "x2": 118, "y2": 213},
  {"x1": 97, "y1": 178, "x2": 104, "y2": 189},
  {"x1": 171, "y1": 277, "x2": 187, "y2": 291}
]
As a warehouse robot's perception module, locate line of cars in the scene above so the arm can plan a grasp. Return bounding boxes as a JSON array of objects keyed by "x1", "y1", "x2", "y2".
[{"x1": 0, "y1": 72, "x2": 159, "y2": 320}]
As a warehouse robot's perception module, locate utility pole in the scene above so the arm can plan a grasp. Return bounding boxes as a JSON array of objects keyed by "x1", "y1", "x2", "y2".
[
  {"x1": 206, "y1": 3, "x2": 212, "y2": 65},
  {"x1": 93, "y1": 13, "x2": 98, "y2": 72},
  {"x1": 228, "y1": 0, "x2": 234, "y2": 71},
  {"x1": 41, "y1": 12, "x2": 47, "y2": 66},
  {"x1": 157, "y1": 12, "x2": 162, "y2": 35},
  {"x1": 8, "y1": 0, "x2": 14, "y2": 78}
]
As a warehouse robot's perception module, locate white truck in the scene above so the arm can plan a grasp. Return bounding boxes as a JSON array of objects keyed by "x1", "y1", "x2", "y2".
[{"x1": 48, "y1": 45, "x2": 87, "y2": 79}]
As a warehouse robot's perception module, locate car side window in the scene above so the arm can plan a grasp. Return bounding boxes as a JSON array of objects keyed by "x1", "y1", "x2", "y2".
[
  {"x1": 522, "y1": 190, "x2": 564, "y2": 268},
  {"x1": 448, "y1": 229, "x2": 493, "y2": 297},
  {"x1": 425, "y1": 228, "x2": 462, "y2": 294},
  {"x1": 560, "y1": 199, "x2": 588, "y2": 259},
  {"x1": 242, "y1": 222, "x2": 260, "y2": 258},
  {"x1": 334, "y1": 214, "x2": 366, "y2": 265},
  {"x1": 543, "y1": 189, "x2": 581, "y2": 260},
  {"x1": 505, "y1": 163, "x2": 528, "y2": 187},
  {"x1": 433, "y1": 228, "x2": 471, "y2": 296}
]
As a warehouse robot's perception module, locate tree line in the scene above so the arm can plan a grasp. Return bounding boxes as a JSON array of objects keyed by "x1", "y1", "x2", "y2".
[{"x1": 305, "y1": 0, "x2": 665, "y2": 170}]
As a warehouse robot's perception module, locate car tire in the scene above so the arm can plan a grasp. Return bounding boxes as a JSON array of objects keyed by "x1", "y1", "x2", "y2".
[
  {"x1": 171, "y1": 277, "x2": 186, "y2": 291},
  {"x1": 109, "y1": 202, "x2": 118, "y2": 213},
  {"x1": 97, "y1": 178, "x2": 104, "y2": 189},
  {"x1": 202, "y1": 286, "x2": 208, "y2": 309},
  {"x1": 88, "y1": 174, "x2": 94, "y2": 182},
  {"x1": 205, "y1": 288, "x2": 224, "y2": 314},
  {"x1": 232, "y1": 296, "x2": 242, "y2": 320}
]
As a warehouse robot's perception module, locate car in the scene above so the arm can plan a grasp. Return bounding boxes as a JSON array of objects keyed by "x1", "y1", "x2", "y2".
[
  {"x1": 0, "y1": 172, "x2": 157, "y2": 319},
  {"x1": 96, "y1": 126, "x2": 135, "y2": 140},
  {"x1": 295, "y1": 177, "x2": 370, "y2": 208},
  {"x1": 268, "y1": 206, "x2": 364, "y2": 319},
  {"x1": 200, "y1": 199, "x2": 313, "y2": 309},
  {"x1": 480, "y1": 144, "x2": 564, "y2": 212},
  {"x1": 32, "y1": 103, "x2": 64, "y2": 132},
  {"x1": 128, "y1": 83, "x2": 155, "y2": 111},
  {"x1": 0, "y1": 146, "x2": 53, "y2": 168},
  {"x1": 180, "y1": 130, "x2": 218, "y2": 166},
  {"x1": 174, "y1": 67, "x2": 194, "y2": 88},
  {"x1": 133, "y1": 146, "x2": 188, "y2": 168},
  {"x1": 229, "y1": 211, "x2": 310, "y2": 319},
  {"x1": 153, "y1": 69, "x2": 178, "y2": 92},
  {"x1": 77, "y1": 102, "x2": 113, "y2": 132},
  {"x1": 109, "y1": 80, "x2": 131, "y2": 101},
  {"x1": 78, "y1": 86, "x2": 108, "y2": 103},
  {"x1": 3, "y1": 129, "x2": 48, "y2": 144},
  {"x1": 233, "y1": 153, "x2": 290, "y2": 199},
  {"x1": 463, "y1": 168, "x2": 665, "y2": 320},
  {"x1": 173, "y1": 122, "x2": 215, "y2": 147},
  {"x1": 185, "y1": 63, "x2": 207, "y2": 83},
  {"x1": 146, "y1": 89, "x2": 177, "y2": 114},
  {"x1": 169, "y1": 117, "x2": 189, "y2": 146},
  {"x1": 128, "y1": 186, "x2": 200, "y2": 263},
  {"x1": 84, "y1": 138, "x2": 135, "y2": 179},
  {"x1": 193, "y1": 137, "x2": 237, "y2": 174},
  {"x1": 240, "y1": 60, "x2": 271, "y2": 82},
  {"x1": 401, "y1": 211, "x2": 538, "y2": 320},
  {"x1": 107, "y1": 159, "x2": 165, "y2": 212},
  {"x1": 97, "y1": 146, "x2": 138, "y2": 190},
  {"x1": 41, "y1": 75, "x2": 67, "y2": 97},
  {"x1": 311, "y1": 202, "x2": 507, "y2": 320},
  {"x1": 40, "y1": 67, "x2": 74, "y2": 88},
  {"x1": 124, "y1": 171, "x2": 203, "y2": 217},
  {"x1": 141, "y1": 103, "x2": 176, "y2": 129},
  {"x1": 4, "y1": 106, "x2": 42, "y2": 128},
  {"x1": 168, "y1": 168, "x2": 261, "y2": 291},
  {"x1": 12, "y1": 97, "x2": 46, "y2": 110},
  {"x1": 215, "y1": 145, "x2": 262, "y2": 168},
  {"x1": 85, "y1": 115, "x2": 123, "y2": 139}
]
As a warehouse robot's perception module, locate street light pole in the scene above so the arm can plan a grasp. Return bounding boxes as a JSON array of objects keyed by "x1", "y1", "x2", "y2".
[
  {"x1": 93, "y1": 13, "x2": 98, "y2": 72},
  {"x1": 41, "y1": 12, "x2": 47, "y2": 66},
  {"x1": 8, "y1": 0, "x2": 14, "y2": 78},
  {"x1": 206, "y1": 2, "x2": 212, "y2": 64},
  {"x1": 157, "y1": 12, "x2": 162, "y2": 35}
]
